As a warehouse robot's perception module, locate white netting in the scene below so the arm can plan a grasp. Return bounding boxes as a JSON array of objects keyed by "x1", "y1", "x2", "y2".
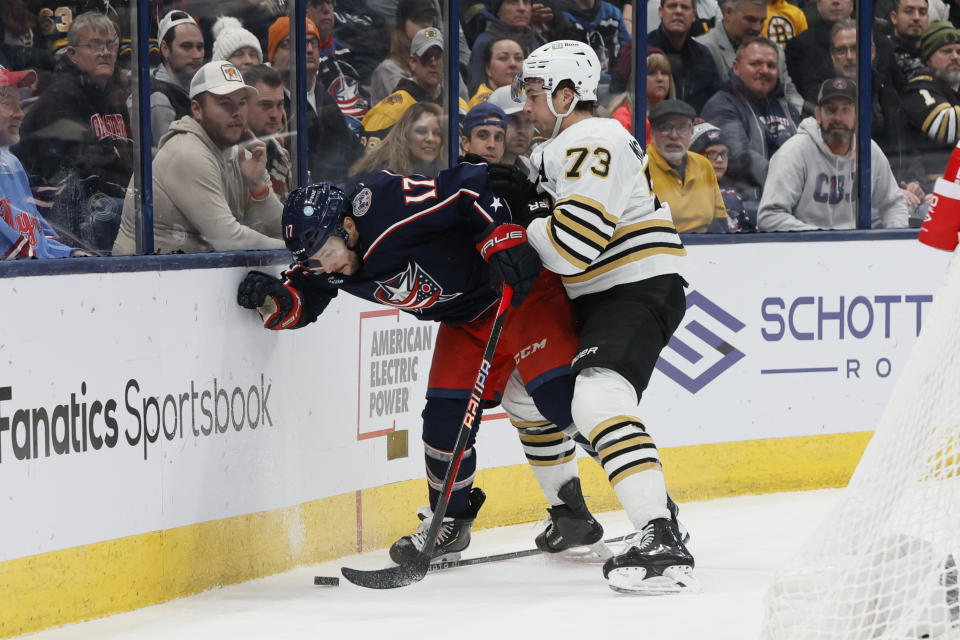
[{"x1": 761, "y1": 250, "x2": 960, "y2": 640}]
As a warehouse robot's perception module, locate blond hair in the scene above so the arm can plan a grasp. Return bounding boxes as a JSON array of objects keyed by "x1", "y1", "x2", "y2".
[{"x1": 350, "y1": 102, "x2": 445, "y2": 176}]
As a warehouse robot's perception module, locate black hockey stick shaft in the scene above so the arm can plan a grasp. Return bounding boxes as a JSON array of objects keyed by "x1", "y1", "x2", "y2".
[{"x1": 341, "y1": 286, "x2": 514, "y2": 589}]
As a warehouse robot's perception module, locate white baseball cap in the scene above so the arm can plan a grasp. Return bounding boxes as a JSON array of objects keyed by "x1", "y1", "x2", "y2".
[
  {"x1": 487, "y1": 85, "x2": 522, "y2": 115},
  {"x1": 158, "y1": 9, "x2": 197, "y2": 45},
  {"x1": 410, "y1": 27, "x2": 444, "y2": 57},
  {"x1": 189, "y1": 61, "x2": 259, "y2": 99}
]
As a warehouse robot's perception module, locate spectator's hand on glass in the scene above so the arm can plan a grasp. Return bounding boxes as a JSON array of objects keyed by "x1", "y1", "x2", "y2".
[
  {"x1": 531, "y1": 3, "x2": 554, "y2": 24},
  {"x1": 239, "y1": 131, "x2": 268, "y2": 188},
  {"x1": 900, "y1": 180, "x2": 925, "y2": 200},
  {"x1": 899, "y1": 185, "x2": 922, "y2": 211}
]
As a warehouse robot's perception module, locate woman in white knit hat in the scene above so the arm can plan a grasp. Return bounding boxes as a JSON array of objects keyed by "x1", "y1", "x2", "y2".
[{"x1": 211, "y1": 16, "x2": 263, "y2": 73}]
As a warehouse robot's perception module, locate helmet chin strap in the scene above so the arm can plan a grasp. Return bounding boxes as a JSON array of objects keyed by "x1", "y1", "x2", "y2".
[{"x1": 546, "y1": 93, "x2": 579, "y2": 138}]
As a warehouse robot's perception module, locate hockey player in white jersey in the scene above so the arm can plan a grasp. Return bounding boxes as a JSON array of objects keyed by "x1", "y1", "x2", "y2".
[{"x1": 503, "y1": 40, "x2": 697, "y2": 594}]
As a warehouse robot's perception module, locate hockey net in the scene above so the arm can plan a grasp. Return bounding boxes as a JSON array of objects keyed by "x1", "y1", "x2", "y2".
[{"x1": 761, "y1": 250, "x2": 960, "y2": 640}]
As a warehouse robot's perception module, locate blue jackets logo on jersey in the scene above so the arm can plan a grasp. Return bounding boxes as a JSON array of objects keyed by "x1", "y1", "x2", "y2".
[{"x1": 374, "y1": 262, "x2": 461, "y2": 310}]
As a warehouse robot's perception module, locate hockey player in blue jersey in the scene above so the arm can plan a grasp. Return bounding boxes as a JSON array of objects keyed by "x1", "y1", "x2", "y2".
[{"x1": 237, "y1": 162, "x2": 605, "y2": 564}]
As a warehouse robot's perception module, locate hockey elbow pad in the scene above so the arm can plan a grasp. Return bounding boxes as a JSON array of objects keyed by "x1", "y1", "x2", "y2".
[
  {"x1": 476, "y1": 223, "x2": 542, "y2": 307},
  {"x1": 920, "y1": 178, "x2": 960, "y2": 251}
]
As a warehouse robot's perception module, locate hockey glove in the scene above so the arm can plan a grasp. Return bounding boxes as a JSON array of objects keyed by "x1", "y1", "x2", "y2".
[
  {"x1": 919, "y1": 178, "x2": 960, "y2": 251},
  {"x1": 476, "y1": 223, "x2": 542, "y2": 307},
  {"x1": 237, "y1": 270, "x2": 304, "y2": 330},
  {"x1": 487, "y1": 162, "x2": 554, "y2": 228}
]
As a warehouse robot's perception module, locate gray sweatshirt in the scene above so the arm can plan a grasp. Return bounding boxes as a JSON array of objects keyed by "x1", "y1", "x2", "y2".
[
  {"x1": 758, "y1": 117, "x2": 909, "y2": 231},
  {"x1": 113, "y1": 116, "x2": 285, "y2": 254}
]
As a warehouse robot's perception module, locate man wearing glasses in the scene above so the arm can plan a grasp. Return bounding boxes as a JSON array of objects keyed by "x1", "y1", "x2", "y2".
[
  {"x1": 16, "y1": 11, "x2": 133, "y2": 253},
  {"x1": 646, "y1": 100, "x2": 729, "y2": 233},
  {"x1": 361, "y1": 27, "x2": 444, "y2": 150}
]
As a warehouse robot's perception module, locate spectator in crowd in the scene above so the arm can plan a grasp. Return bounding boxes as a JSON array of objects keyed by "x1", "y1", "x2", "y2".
[
  {"x1": 785, "y1": 0, "x2": 853, "y2": 108},
  {"x1": 758, "y1": 78, "x2": 910, "y2": 230},
  {"x1": 326, "y1": 0, "x2": 390, "y2": 83},
  {"x1": 887, "y1": 0, "x2": 929, "y2": 90},
  {"x1": 762, "y1": 0, "x2": 808, "y2": 49},
  {"x1": 211, "y1": 16, "x2": 263, "y2": 73},
  {"x1": 267, "y1": 16, "x2": 363, "y2": 184},
  {"x1": 648, "y1": 0, "x2": 723, "y2": 113},
  {"x1": 560, "y1": 0, "x2": 631, "y2": 76},
  {"x1": 369, "y1": 0, "x2": 437, "y2": 104},
  {"x1": 468, "y1": 0, "x2": 572, "y2": 93},
  {"x1": 310, "y1": 0, "x2": 371, "y2": 124},
  {"x1": 646, "y1": 99, "x2": 729, "y2": 233},
  {"x1": 645, "y1": 0, "x2": 723, "y2": 37},
  {"x1": 349, "y1": 101, "x2": 443, "y2": 178},
  {"x1": 460, "y1": 102, "x2": 507, "y2": 163},
  {"x1": 113, "y1": 61, "x2": 285, "y2": 255},
  {"x1": 244, "y1": 64, "x2": 292, "y2": 201},
  {"x1": 0, "y1": 65, "x2": 85, "y2": 259},
  {"x1": 487, "y1": 85, "x2": 534, "y2": 165},
  {"x1": 16, "y1": 11, "x2": 133, "y2": 252},
  {"x1": 150, "y1": 10, "x2": 205, "y2": 148},
  {"x1": 902, "y1": 21, "x2": 960, "y2": 179},
  {"x1": 609, "y1": 47, "x2": 675, "y2": 142},
  {"x1": 690, "y1": 122, "x2": 757, "y2": 231},
  {"x1": 362, "y1": 27, "x2": 443, "y2": 150},
  {"x1": 701, "y1": 37, "x2": 799, "y2": 201},
  {"x1": 467, "y1": 36, "x2": 525, "y2": 108},
  {"x1": 827, "y1": 18, "x2": 910, "y2": 173},
  {"x1": 696, "y1": 0, "x2": 802, "y2": 112}
]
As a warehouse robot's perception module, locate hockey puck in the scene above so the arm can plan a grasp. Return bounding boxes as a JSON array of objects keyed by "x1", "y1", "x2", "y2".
[{"x1": 314, "y1": 576, "x2": 340, "y2": 586}]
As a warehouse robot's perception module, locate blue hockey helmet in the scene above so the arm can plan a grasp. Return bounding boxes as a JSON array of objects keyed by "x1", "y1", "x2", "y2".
[{"x1": 282, "y1": 182, "x2": 352, "y2": 263}]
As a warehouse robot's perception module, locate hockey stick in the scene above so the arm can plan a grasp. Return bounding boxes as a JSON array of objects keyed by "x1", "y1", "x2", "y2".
[
  {"x1": 341, "y1": 286, "x2": 514, "y2": 589},
  {"x1": 425, "y1": 534, "x2": 629, "y2": 573}
]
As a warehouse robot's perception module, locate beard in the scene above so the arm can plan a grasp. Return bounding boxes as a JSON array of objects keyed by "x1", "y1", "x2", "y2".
[
  {"x1": 936, "y1": 67, "x2": 960, "y2": 87},
  {"x1": 659, "y1": 148, "x2": 686, "y2": 166},
  {"x1": 822, "y1": 124, "x2": 854, "y2": 148}
]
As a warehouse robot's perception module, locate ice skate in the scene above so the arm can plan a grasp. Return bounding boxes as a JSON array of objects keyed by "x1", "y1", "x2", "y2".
[
  {"x1": 602, "y1": 517, "x2": 699, "y2": 595},
  {"x1": 667, "y1": 495, "x2": 690, "y2": 545},
  {"x1": 389, "y1": 488, "x2": 486, "y2": 566},
  {"x1": 535, "y1": 478, "x2": 607, "y2": 558}
]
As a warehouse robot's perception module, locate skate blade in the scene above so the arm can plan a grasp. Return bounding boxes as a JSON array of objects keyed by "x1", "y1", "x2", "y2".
[
  {"x1": 427, "y1": 551, "x2": 462, "y2": 567},
  {"x1": 606, "y1": 565, "x2": 700, "y2": 595},
  {"x1": 543, "y1": 541, "x2": 614, "y2": 564}
]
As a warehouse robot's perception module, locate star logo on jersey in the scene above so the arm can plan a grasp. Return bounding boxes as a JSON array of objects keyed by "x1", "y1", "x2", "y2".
[
  {"x1": 373, "y1": 262, "x2": 461, "y2": 310},
  {"x1": 489, "y1": 196, "x2": 503, "y2": 213}
]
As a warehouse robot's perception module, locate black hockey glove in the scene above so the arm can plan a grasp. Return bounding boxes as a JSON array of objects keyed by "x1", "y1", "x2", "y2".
[
  {"x1": 487, "y1": 162, "x2": 553, "y2": 228},
  {"x1": 476, "y1": 223, "x2": 542, "y2": 307},
  {"x1": 237, "y1": 270, "x2": 304, "y2": 330}
]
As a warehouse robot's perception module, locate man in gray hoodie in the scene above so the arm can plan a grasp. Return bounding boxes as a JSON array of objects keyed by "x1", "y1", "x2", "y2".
[
  {"x1": 758, "y1": 77, "x2": 909, "y2": 230},
  {"x1": 113, "y1": 61, "x2": 286, "y2": 254}
]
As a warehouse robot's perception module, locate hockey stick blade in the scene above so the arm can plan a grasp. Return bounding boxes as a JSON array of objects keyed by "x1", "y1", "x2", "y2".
[{"x1": 341, "y1": 555, "x2": 431, "y2": 589}]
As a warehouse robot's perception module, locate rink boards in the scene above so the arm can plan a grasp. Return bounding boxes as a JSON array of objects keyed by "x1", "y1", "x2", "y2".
[{"x1": 0, "y1": 237, "x2": 949, "y2": 636}]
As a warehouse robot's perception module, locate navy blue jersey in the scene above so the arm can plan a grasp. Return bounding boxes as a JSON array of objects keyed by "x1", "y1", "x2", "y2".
[{"x1": 284, "y1": 163, "x2": 514, "y2": 325}]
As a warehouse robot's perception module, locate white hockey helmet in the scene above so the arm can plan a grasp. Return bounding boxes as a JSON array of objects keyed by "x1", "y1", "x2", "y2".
[{"x1": 513, "y1": 40, "x2": 601, "y2": 103}]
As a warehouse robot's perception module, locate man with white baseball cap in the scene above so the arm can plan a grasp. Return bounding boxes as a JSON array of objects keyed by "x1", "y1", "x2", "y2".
[
  {"x1": 151, "y1": 9, "x2": 205, "y2": 147},
  {"x1": 113, "y1": 61, "x2": 285, "y2": 254},
  {"x1": 487, "y1": 84, "x2": 535, "y2": 165}
]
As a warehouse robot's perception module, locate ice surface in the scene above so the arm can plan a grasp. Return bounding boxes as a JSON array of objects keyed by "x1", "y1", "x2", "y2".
[{"x1": 19, "y1": 490, "x2": 841, "y2": 640}]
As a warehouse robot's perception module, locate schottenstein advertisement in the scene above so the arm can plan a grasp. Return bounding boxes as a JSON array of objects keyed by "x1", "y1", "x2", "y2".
[{"x1": 0, "y1": 239, "x2": 952, "y2": 564}]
